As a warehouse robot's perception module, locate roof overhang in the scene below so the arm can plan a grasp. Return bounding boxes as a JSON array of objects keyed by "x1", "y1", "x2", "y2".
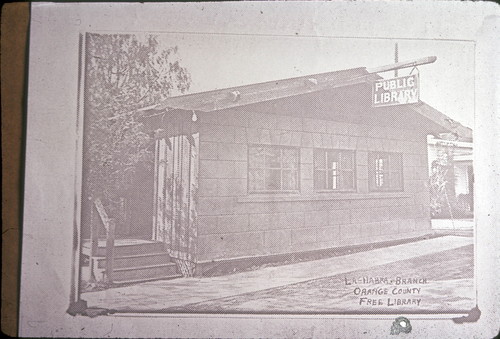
[
  {"x1": 407, "y1": 102, "x2": 472, "y2": 142},
  {"x1": 144, "y1": 67, "x2": 375, "y2": 113},
  {"x1": 141, "y1": 64, "x2": 472, "y2": 142}
]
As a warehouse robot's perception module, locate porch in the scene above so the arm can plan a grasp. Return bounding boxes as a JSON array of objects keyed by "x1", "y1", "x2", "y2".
[{"x1": 81, "y1": 238, "x2": 181, "y2": 286}]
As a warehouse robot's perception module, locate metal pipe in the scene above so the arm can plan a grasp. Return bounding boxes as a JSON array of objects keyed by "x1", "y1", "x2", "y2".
[
  {"x1": 367, "y1": 56, "x2": 437, "y2": 74},
  {"x1": 394, "y1": 43, "x2": 399, "y2": 77}
]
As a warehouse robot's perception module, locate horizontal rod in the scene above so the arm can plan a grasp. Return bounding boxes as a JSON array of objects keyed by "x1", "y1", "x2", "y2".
[{"x1": 366, "y1": 56, "x2": 437, "y2": 74}]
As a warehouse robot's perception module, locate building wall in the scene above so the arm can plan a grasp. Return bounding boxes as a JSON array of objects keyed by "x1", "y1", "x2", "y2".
[{"x1": 195, "y1": 108, "x2": 431, "y2": 262}]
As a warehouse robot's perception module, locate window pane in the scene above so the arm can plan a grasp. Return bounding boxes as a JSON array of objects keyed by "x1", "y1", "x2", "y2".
[
  {"x1": 327, "y1": 151, "x2": 339, "y2": 170},
  {"x1": 370, "y1": 174, "x2": 378, "y2": 190},
  {"x1": 249, "y1": 169, "x2": 265, "y2": 191},
  {"x1": 374, "y1": 155, "x2": 388, "y2": 188},
  {"x1": 376, "y1": 170, "x2": 386, "y2": 188},
  {"x1": 376, "y1": 157, "x2": 388, "y2": 172},
  {"x1": 249, "y1": 145, "x2": 300, "y2": 192},
  {"x1": 265, "y1": 148, "x2": 281, "y2": 168},
  {"x1": 327, "y1": 170, "x2": 339, "y2": 190},
  {"x1": 328, "y1": 159, "x2": 339, "y2": 172},
  {"x1": 266, "y1": 169, "x2": 281, "y2": 190},
  {"x1": 314, "y1": 150, "x2": 356, "y2": 190},
  {"x1": 282, "y1": 148, "x2": 298, "y2": 169},
  {"x1": 340, "y1": 171, "x2": 354, "y2": 189},
  {"x1": 340, "y1": 152, "x2": 354, "y2": 170},
  {"x1": 369, "y1": 152, "x2": 403, "y2": 191},
  {"x1": 249, "y1": 147, "x2": 265, "y2": 168},
  {"x1": 314, "y1": 170, "x2": 326, "y2": 190},
  {"x1": 282, "y1": 170, "x2": 298, "y2": 190},
  {"x1": 314, "y1": 149, "x2": 326, "y2": 170}
]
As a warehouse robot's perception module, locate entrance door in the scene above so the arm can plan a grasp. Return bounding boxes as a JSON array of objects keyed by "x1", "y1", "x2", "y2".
[
  {"x1": 153, "y1": 132, "x2": 199, "y2": 276},
  {"x1": 123, "y1": 162, "x2": 154, "y2": 239}
]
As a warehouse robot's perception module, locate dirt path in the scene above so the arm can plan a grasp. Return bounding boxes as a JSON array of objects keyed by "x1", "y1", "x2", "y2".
[
  {"x1": 164, "y1": 244, "x2": 474, "y2": 313},
  {"x1": 82, "y1": 236, "x2": 473, "y2": 313}
]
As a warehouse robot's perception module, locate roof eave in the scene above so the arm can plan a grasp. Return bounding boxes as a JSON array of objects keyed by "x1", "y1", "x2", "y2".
[
  {"x1": 149, "y1": 67, "x2": 374, "y2": 113},
  {"x1": 409, "y1": 102, "x2": 473, "y2": 142}
]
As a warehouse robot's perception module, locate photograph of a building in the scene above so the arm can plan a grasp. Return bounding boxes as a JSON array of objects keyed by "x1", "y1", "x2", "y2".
[
  {"x1": 138, "y1": 65, "x2": 470, "y2": 273},
  {"x1": 19, "y1": 3, "x2": 499, "y2": 337},
  {"x1": 77, "y1": 32, "x2": 475, "y2": 315}
]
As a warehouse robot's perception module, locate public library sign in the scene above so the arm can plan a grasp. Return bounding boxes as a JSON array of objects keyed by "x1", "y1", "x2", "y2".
[{"x1": 372, "y1": 74, "x2": 419, "y2": 107}]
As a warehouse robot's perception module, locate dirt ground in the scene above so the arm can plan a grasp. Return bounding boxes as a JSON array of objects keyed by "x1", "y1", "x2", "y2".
[{"x1": 162, "y1": 244, "x2": 474, "y2": 313}]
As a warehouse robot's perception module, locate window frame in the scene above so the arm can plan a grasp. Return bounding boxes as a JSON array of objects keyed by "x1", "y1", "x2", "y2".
[
  {"x1": 313, "y1": 148, "x2": 357, "y2": 192},
  {"x1": 368, "y1": 151, "x2": 404, "y2": 192},
  {"x1": 247, "y1": 144, "x2": 300, "y2": 194}
]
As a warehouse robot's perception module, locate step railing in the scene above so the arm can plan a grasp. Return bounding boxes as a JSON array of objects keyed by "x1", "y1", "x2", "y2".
[{"x1": 90, "y1": 198, "x2": 116, "y2": 284}]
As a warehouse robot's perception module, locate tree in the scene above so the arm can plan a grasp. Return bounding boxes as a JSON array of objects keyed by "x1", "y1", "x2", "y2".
[
  {"x1": 83, "y1": 33, "x2": 191, "y2": 218},
  {"x1": 429, "y1": 144, "x2": 456, "y2": 218}
]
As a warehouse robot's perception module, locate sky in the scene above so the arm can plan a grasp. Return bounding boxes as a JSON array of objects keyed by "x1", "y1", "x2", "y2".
[
  {"x1": 155, "y1": 33, "x2": 475, "y2": 129},
  {"x1": 79, "y1": 2, "x2": 484, "y2": 130}
]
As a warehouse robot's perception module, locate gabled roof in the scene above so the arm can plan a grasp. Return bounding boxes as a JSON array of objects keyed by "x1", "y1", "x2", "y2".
[
  {"x1": 150, "y1": 67, "x2": 376, "y2": 112},
  {"x1": 144, "y1": 66, "x2": 472, "y2": 141}
]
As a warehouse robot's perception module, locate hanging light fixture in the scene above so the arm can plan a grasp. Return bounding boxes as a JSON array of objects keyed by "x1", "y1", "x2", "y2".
[{"x1": 191, "y1": 110, "x2": 198, "y2": 122}]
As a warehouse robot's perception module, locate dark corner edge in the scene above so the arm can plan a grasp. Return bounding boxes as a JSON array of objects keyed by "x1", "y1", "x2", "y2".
[
  {"x1": 67, "y1": 299, "x2": 117, "y2": 318},
  {"x1": 451, "y1": 306, "x2": 481, "y2": 324}
]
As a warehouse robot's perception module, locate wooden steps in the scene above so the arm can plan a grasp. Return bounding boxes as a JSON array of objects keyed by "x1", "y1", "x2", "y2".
[
  {"x1": 113, "y1": 263, "x2": 181, "y2": 284},
  {"x1": 95, "y1": 252, "x2": 172, "y2": 269},
  {"x1": 94, "y1": 241, "x2": 166, "y2": 257},
  {"x1": 84, "y1": 239, "x2": 183, "y2": 284}
]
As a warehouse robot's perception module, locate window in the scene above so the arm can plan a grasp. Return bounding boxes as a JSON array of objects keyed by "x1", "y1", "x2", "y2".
[
  {"x1": 248, "y1": 145, "x2": 299, "y2": 192},
  {"x1": 369, "y1": 152, "x2": 403, "y2": 191},
  {"x1": 313, "y1": 149, "x2": 355, "y2": 191}
]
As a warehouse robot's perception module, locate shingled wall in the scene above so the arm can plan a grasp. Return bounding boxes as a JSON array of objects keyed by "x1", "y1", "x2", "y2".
[{"x1": 195, "y1": 107, "x2": 431, "y2": 262}]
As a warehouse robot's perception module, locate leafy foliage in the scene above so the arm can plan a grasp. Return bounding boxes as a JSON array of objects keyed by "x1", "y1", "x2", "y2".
[
  {"x1": 429, "y1": 146, "x2": 456, "y2": 218},
  {"x1": 83, "y1": 33, "x2": 191, "y2": 209}
]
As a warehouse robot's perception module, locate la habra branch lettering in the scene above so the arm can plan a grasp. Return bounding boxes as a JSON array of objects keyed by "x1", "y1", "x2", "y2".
[
  {"x1": 344, "y1": 276, "x2": 429, "y2": 307},
  {"x1": 372, "y1": 74, "x2": 419, "y2": 107}
]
